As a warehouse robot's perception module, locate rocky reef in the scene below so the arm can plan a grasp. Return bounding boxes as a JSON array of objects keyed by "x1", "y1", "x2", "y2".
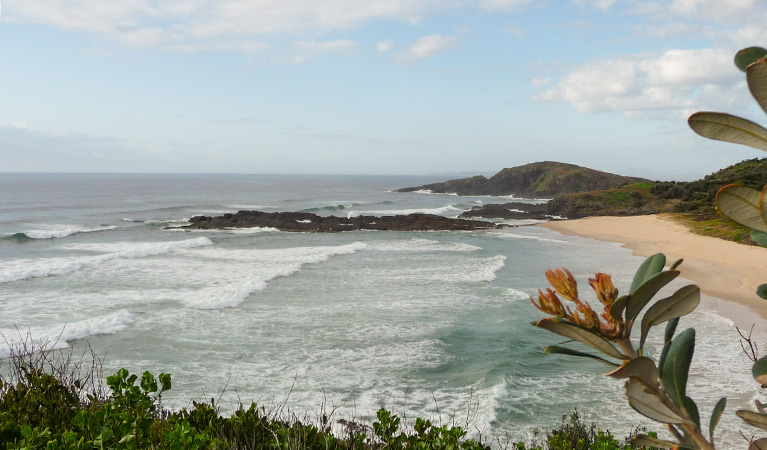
[
  {"x1": 458, "y1": 202, "x2": 549, "y2": 220},
  {"x1": 184, "y1": 210, "x2": 503, "y2": 232}
]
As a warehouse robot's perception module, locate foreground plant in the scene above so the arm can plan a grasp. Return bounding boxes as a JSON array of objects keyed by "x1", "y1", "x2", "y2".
[
  {"x1": 531, "y1": 253, "x2": 718, "y2": 449},
  {"x1": 688, "y1": 45, "x2": 767, "y2": 447}
]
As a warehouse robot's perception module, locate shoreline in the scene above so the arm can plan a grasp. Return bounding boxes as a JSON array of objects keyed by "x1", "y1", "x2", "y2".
[{"x1": 539, "y1": 214, "x2": 767, "y2": 328}]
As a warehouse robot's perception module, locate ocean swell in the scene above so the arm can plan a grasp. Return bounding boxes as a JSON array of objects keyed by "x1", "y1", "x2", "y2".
[{"x1": 0, "y1": 237, "x2": 213, "y2": 283}]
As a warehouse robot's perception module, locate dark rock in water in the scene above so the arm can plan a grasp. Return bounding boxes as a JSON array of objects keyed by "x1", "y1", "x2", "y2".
[
  {"x1": 183, "y1": 211, "x2": 502, "y2": 232},
  {"x1": 458, "y1": 202, "x2": 548, "y2": 220},
  {"x1": 545, "y1": 195, "x2": 659, "y2": 219}
]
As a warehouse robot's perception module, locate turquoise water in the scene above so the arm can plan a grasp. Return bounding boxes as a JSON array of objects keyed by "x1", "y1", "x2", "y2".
[{"x1": 0, "y1": 173, "x2": 759, "y2": 447}]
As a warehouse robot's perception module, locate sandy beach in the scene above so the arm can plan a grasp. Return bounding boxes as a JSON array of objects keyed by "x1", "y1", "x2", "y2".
[{"x1": 541, "y1": 214, "x2": 767, "y2": 327}]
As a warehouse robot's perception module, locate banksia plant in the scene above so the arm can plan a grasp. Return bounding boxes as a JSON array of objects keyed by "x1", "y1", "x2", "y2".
[
  {"x1": 532, "y1": 253, "x2": 728, "y2": 449},
  {"x1": 688, "y1": 46, "x2": 767, "y2": 448},
  {"x1": 689, "y1": 46, "x2": 767, "y2": 300}
]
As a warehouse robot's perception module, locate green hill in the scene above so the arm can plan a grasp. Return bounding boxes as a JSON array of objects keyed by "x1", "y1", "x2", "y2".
[
  {"x1": 397, "y1": 161, "x2": 647, "y2": 198},
  {"x1": 546, "y1": 157, "x2": 767, "y2": 244}
]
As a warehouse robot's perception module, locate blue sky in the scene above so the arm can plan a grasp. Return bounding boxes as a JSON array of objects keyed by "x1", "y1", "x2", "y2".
[{"x1": 1, "y1": 0, "x2": 766, "y2": 179}]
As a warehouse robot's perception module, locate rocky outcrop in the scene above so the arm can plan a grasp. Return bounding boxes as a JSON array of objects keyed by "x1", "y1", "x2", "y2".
[
  {"x1": 545, "y1": 192, "x2": 661, "y2": 219},
  {"x1": 397, "y1": 161, "x2": 646, "y2": 198},
  {"x1": 184, "y1": 211, "x2": 502, "y2": 232},
  {"x1": 458, "y1": 202, "x2": 548, "y2": 220}
]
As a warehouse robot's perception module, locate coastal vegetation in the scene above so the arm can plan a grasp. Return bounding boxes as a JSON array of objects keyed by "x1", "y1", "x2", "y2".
[{"x1": 0, "y1": 340, "x2": 647, "y2": 449}]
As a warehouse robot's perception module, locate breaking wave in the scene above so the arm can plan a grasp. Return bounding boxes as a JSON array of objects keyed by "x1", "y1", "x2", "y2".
[{"x1": 0, "y1": 237, "x2": 213, "y2": 283}]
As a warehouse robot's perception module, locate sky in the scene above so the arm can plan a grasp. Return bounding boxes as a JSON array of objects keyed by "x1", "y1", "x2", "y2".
[{"x1": 2, "y1": 0, "x2": 767, "y2": 180}]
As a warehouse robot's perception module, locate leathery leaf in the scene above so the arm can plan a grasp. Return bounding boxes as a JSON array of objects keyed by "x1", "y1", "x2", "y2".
[
  {"x1": 657, "y1": 318, "x2": 679, "y2": 378},
  {"x1": 689, "y1": 112, "x2": 767, "y2": 151},
  {"x1": 661, "y1": 328, "x2": 695, "y2": 408},
  {"x1": 535, "y1": 319, "x2": 626, "y2": 360},
  {"x1": 543, "y1": 345, "x2": 619, "y2": 367},
  {"x1": 605, "y1": 356, "x2": 658, "y2": 388},
  {"x1": 737, "y1": 410, "x2": 767, "y2": 431},
  {"x1": 752, "y1": 355, "x2": 767, "y2": 387},
  {"x1": 640, "y1": 285, "x2": 700, "y2": 351},
  {"x1": 630, "y1": 253, "x2": 666, "y2": 294},
  {"x1": 625, "y1": 379, "x2": 687, "y2": 424},
  {"x1": 715, "y1": 184, "x2": 767, "y2": 233},
  {"x1": 735, "y1": 47, "x2": 767, "y2": 72},
  {"x1": 625, "y1": 270, "x2": 679, "y2": 325},
  {"x1": 709, "y1": 397, "x2": 726, "y2": 442}
]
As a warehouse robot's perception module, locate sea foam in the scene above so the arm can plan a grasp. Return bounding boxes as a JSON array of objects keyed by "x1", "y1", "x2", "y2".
[
  {"x1": 182, "y1": 242, "x2": 368, "y2": 309},
  {"x1": 346, "y1": 205, "x2": 461, "y2": 219},
  {"x1": 0, "y1": 310, "x2": 134, "y2": 358},
  {"x1": 368, "y1": 238, "x2": 481, "y2": 253},
  {"x1": 13, "y1": 225, "x2": 118, "y2": 240},
  {"x1": 0, "y1": 237, "x2": 213, "y2": 283}
]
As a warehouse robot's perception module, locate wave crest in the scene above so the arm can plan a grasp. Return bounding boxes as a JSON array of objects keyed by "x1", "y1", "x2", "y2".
[
  {"x1": 7, "y1": 225, "x2": 118, "y2": 240},
  {"x1": 0, "y1": 237, "x2": 213, "y2": 283},
  {"x1": 0, "y1": 310, "x2": 134, "y2": 358}
]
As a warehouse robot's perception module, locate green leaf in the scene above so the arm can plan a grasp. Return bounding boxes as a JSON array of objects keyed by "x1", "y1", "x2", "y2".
[
  {"x1": 609, "y1": 295, "x2": 628, "y2": 321},
  {"x1": 543, "y1": 345, "x2": 619, "y2": 367},
  {"x1": 625, "y1": 379, "x2": 687, "y2": 424},
  {"x1": 736, "y1": 47, "x2": 767, "y2": 72},
  {"x1": 625, "y1": 270, "x2": 680, "y2": 325},
  {"x1": 688, "y1": 112, "x2": 767, "y2": 151},
  {"x1": 716, "y1": 184, "x2": 767, "y2": 233},
  {"x1": 737, "y1": 410, "x2": 767, "y2": 431},
  {"x1": 160, "y1": 373, "x2": 172, "y2": 391},
  {"x1": 748, "y1": 58, "x2": 767, "y2": 115},
  {"x1": 753, "y1": 356, "x2": 767, "y2": 387},
  {"x1": 605, "y1": 356, "x2": 658, "y2": 388},
  {"x1": 658, "y1": 318, "x2": 679, "y2": 378},
  {"x1": 640, "y1": 285, "x2": 700, "y2": 351},
  {"x1": 661, "y1": 328, "x2": 695, "y2": 407},
  {"x1": 758, "y1": 284, "x2": 767, "y2": 300},
  {"x1": 631, "y1": 434, "x2": 677, "y2": 448},
  {"x1": 749, "y1": 437, "x2": 767, "y2": 450},
  {"x1": 665, "y1": 317, "x2": 679, "y2": 342},
  {"x1": 682, "y1": 396, "x2": 700, "y2": 430},
  {"x1": 630, "y1": 253, "x2": 666, "y2": 294},
  {"x1": 751, "y1": 230, "x2": 767, "y2": 247},
  {"x1": 709, "y1": 397, "x2": 726, "y2": 442},
  {"x1": 535, "y1": 319, "x2": 627, "y2": 360}
]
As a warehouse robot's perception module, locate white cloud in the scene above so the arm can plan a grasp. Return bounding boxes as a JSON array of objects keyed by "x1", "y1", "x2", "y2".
[
  {"x1": 394, "y1": 35, "x2": 460, "y2": 64},
  {"x1": 479, "y1": 0, "x2": 535, "y2": 12},
  {"x1": 572, "y1": 0, "x2": 617, "y2": 10},
  {"x1": 376, "y1": 40, "x2": 394, "y2": 53},
  {"x1": 629, "y1": 0, "x2": 767, "y2": 24},
  {"x1": 535, "y1": 48, "x2": 745, "y2": 117},
  {"x1": 3, "y1": 0, "x2": 459, "y2": 53},
  {"x1": 290, "y1": 40, "x2": 359, "y2": 64},
  {"x1": 530, "y1": 77, "x2": 552, "y2": 88}
]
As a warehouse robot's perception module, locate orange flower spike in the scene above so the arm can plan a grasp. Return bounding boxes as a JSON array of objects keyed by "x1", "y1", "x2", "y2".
[
  {"x1": 545, "y1": 268, "x2": 579, "y2": 302},
  {"x1": 531, "y1": 289, "x2": 568, "y2": 318},
  {"x1": 589, "y1": 273, "x2": 618, "y2": 308},
  {"x1": 579, "y1": 302, "x2": 601, "y2": 329},
  {"x1": 599, "y1": 307, "x2": 624, "y2": 338}
]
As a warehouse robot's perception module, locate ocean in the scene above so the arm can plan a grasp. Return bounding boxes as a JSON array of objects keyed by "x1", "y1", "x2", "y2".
[{"x1": 0, "y1": 173, "x2": 760, "y2": 447}]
